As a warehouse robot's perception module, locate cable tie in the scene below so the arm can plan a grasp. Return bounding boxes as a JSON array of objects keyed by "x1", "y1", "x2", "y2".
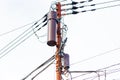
[
  {"x1": 72, "y1": 11, "x2": 79, "y2": 14},
  {"x1": 72, "y1": 1, "x2": 78, "y2": 5},
  {"x1": 79, "y1": 6, "x2": 84, "y2": 8},
  {"x1": 42, "y1": 22, "x2": 47, "y2": 28},
  {"x1": 81, "y1": 10, "x2": 87, "y2": 13},
  {"x1": 80, "y1": 1, "x2": 86, "y2": 3},
  {"x1": 91, "y1": 4, "x2": 96, "y2": 6},
  {"x1": 88, "y1": 0, "x2": 93, "y2": 2},
  {"x1": 34, "y1": 22, "x2": 38, "y2": 25},
  {"x1": 35, "y1": 25, "x2": 40, "y2": 28},
  {"x1": 43, "y1": 17, "x2": 47, "y2": 22},
  {"x1": 72, "y1": 6, "x2": 78, "y2": 10},
  {"x1": 91, "y1": 9, "x2": 96, "y2": 11}
]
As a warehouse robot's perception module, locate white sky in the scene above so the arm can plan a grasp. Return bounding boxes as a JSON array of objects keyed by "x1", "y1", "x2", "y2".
[{"x1": 0, "y1": 0, "x2": 120, "y2": 80}]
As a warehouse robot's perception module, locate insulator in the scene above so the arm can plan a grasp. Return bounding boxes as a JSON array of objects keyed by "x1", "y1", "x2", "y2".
[
  {"x1": 63, "y1": 53, "x2": 70, "y2": 69},
  {"x1": 47, "y1": 11, "x2": 57, "y2": 46}
]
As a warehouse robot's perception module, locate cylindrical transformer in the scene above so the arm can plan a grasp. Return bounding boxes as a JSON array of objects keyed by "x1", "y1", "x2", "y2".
[
  {"x1": 63, "y1": 53, "x2": 70, "y2": 69},
  {"x1": 47, "y1": 11, "x2": 57, "y2": 46}
]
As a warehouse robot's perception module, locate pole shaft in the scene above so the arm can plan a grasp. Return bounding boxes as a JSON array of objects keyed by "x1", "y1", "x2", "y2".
[{"x1": 56, "y1": 2, "x2": 62, "y2": 80}]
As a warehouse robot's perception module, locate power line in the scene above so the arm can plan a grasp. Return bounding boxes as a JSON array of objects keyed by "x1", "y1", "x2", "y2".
[
  {"x1": 0, "y1": 14, "x2": 47, "y2": 37},
  {"x1": 0, "y1": 13, "x2": 47, "y2": 54},
  {"x1": 22, "y1": 55, "x2": 55, "y2": 80},
  {"x1": 83, "y1": 68, "x2": 120, "y2": 80},
  {"x1": 98, "y1": 63, "x2": 120, "y2": 71},
  {"x1": 0, "y1": 22, "x2": 47, "y2": 59},
  {"x1": 71, "y1": 62, "x2": 120, "y2": 79},
  {"x1": 62, "y1": 3, "x2": 120, "y2": 15},
  {"x1": 61, "y1": 0, "x2": 93, "y2": 6},
  {"x1": 31, "y1": 60, "x2": 55, "y2": 80},
  {"x1": 0, "y1": 22, "x2": 33, "y2": 37},
  {"x1": 61, "y1": 0, "x2": 120, "y2": 8},
  {"x1": 94, "y1": 0, "x2": 120, "y2": 6},
  {"x1": 61, "y1": 0, "x2": 120, "y2": 15},
  {"x1": 70, "y1": 47, "x2": 120, "y2": 66},
  {"x1": 0, "y1": 13, "x2": 47, "y2": 59}
]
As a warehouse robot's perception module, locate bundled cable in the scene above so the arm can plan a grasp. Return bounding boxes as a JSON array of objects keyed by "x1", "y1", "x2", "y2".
[
  {"x1": 0, "y1": 13, "x2": 47, "y2": 59},
  {"x1": 60, "y1": 0, "x2": 120, "y2": 15},
  {"x1": 62, "y1": 3, "x2": 120, "y2": 15},
  {"x1": 61, "y1": 0, "x2": 93, "y2": 6}
]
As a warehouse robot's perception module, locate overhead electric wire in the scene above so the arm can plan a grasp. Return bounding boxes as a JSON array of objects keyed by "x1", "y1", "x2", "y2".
[
  {"x1": 0, "y1": 22, "x2": 47, "y2": 59},
  {"x1": 22, "y1": 55, "x2": 55, "y2": 80},
  {"x1": 0, "y1": 14, "x2": 47, "y2": 59},
  {"x1": 0, "y1": 22, "x2": 34, "y2": 37},
  {"x1": 62, "y1": 3, "x2": 120, "y2": 15},
  {"x1": 61, "y1": 0, "x2": 120, "y2": 8},
  {"x1": 76, "y1": 0, "x2": 120, "y2": 9},
  {"x1": 61, "y1": 0, "x2": 120, "y2": 11},
  {"x1": 71, "y1": 62, "x2": 120, "y2": 80},
  {"x1": 31, "y1": 60, "x2": 55, "y2": 80},
  {"x1": 0, "y1": 22, "x2": 46, "y2": 58},
  {"x1": 0, "y1": 14, "x2": 47, "y2": 37},
  {"x1": 83, "y1": 68, "x2": 120, "y2": 80},
  {"x1": 61, "y1": 0, "x2": 93, "y2": 6},
  {"x1": 70, "y1": 47, "x2": 120, "y2": 66},
  {"x1": 0, "y1": 14, "x2": 47, "y2": 53},
  {"x1": 93, "y1": 0, "x2": 120, "y2": 5},
  {"x1": 98, "y1": 62, "x2": 120, "y2": 71},
  {"x1": 61, "y1": 0, "x2": 120, "y2": 15},
  {"x1": 71, "y1": 73, "x2": 88, "y2": 79},
  {"x1": 92, "y1": 3, "x2": 120, "y2": 11}
]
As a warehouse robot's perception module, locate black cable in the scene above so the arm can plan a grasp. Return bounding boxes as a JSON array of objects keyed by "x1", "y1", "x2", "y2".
[
  {"x1": 0, "y1": 14, "x2": 47, "y2": 53},
  {"x1": 0, "y1": 14, "x2": 47, "y2": 59},
  {"x1": 0, "y1": 22, "x2": 47, "y2": 59},
  {"x1": 31, "y1": 60, "x2": 55, "y2": 80},
  {"x1": 61, "y1": 0, "x2": 120, "y2": 16},
  {"x1": 76, "y1": 0, "x2": 120, "y2": 9},
  {"x1": 0, "y1": 13, "x2": 47, "y2": 37},
  {"x1": 62, "y1": 3, "x2": 120, "y2": 15},
  {"x1": 70, "y1": 48, "x2": 120, "y2": 66},
  {"x1": 61, "y1": 0, "x2": 120, "y2": 7},
  {"x1": 0, "y1": 22, "x2": 44, "y2": 57},
  {"x1": 61, "y1": 0, "x2": 91, "y2": 6},
  {"x1": 94, "y1": 0, "x2": 120, "y2": 5},
  {"x1": 92, "y1": 3, "x2": 120, "y2": 11},
  {"x1": 0, "y1": 22, "x2": 35, "y2": 37},
  {"x1": 22, "y1": 55, "x2": 55, "y2": 80}
]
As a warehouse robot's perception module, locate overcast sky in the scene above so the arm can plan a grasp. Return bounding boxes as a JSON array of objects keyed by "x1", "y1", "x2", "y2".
[{"x1": 0, "y1": 0, "x2": 120, "y2": 80}]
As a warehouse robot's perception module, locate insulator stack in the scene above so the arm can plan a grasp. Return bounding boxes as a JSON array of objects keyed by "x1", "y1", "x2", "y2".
[{"x1": 47, "y1": 11, "x2": 57, "y2": 46}]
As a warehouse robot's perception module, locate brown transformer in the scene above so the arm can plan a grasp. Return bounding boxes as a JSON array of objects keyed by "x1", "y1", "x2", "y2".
[{"x1": 47, "y1": 11, "x2": 57, "y2": 46}]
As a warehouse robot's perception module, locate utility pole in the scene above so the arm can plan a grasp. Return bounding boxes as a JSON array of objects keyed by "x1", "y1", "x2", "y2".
[{"x1": 56, "y1": 2, "x2": 62, "y2": 80}]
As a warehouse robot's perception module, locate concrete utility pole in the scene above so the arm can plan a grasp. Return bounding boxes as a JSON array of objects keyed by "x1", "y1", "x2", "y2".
[{"x1": 56, "y1": 2, "x2": 62, "y2": 80}]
